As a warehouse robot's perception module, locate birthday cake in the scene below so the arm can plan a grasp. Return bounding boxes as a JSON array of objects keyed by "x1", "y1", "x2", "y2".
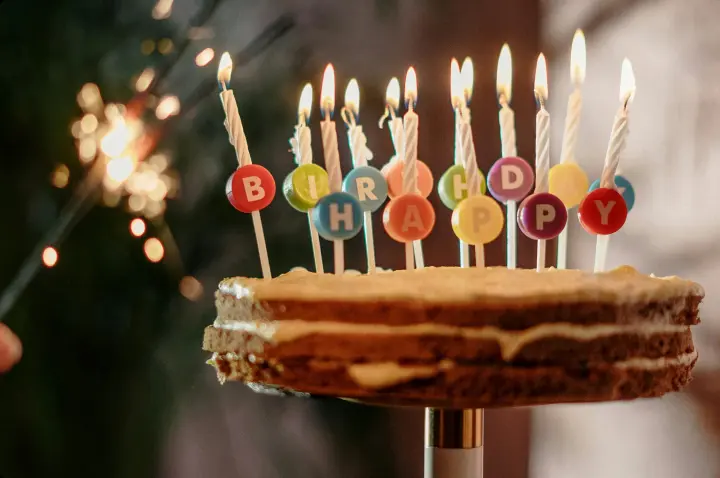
[{"x1": 203, "y1": 266, "x2": 703, "y2": 408}]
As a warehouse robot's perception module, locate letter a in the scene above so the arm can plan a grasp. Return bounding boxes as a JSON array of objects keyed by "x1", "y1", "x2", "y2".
[{"x1": 401, "y1": 205, "x2": 424, "y2": 233}]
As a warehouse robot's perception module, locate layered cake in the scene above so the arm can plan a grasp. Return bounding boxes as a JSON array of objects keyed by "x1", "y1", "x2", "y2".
[{"x1": 203, "y1": 266, "x2": 703, "y2": 408}]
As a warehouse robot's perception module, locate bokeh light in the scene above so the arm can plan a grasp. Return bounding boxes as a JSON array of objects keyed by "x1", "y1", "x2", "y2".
[
  {"x1": 51, "y1": 165, "x2": 70, "y2": 188},
  {"x1": 106, "y1": 156, "x2": 135, "y2": 183},
  {"x1": 78, "y1": 138, "x2": 97, "y2": 163},
  {"x1": 141, "y1": 40, "x2": 155, "y2": 55},
  {"x1": 152, "y1": 0, "x2": 173, "y2": 19},
  {"x1": 80, "y1": 114, "x2": 98, "y2": 134},
  {"x1": 195, "y1": 48, "x2": 215, "y2": 67},
  {"x1": 179, "y1": 276, "x2": 203, "y2": 301},
  {"x1": 130, "y1": 218, "x2": 146, "y2": 237},
  {"x1": 155, "y1": 95, "x2": 180, "y2": 120},
  {"x1": 143, "y1": 238, "x2": 164, "y2": 262},
  {"x1": 135, "y1": 68, "x2": 155, "y2": 93},
  {"x1": 42, "y1": 247, "x2": 58, "y2": 268},
  {"x1": 157, "y1": 38, "x2": 174, "y2": 55}
]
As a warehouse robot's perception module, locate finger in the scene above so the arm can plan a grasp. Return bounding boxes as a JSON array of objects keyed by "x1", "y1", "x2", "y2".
[{"x1": 0, "y1": 323, "x2": 22, "y2": 373}]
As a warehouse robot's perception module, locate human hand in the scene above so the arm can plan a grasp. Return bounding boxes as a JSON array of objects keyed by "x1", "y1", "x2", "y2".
[{"x1": 0, "y1": 323, "x2": 22, "y2": 373}]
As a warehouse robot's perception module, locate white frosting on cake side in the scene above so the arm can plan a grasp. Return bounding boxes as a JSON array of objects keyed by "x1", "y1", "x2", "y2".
[{"x1": 212, "y1": 317, "x2": 689, "y2": 361}]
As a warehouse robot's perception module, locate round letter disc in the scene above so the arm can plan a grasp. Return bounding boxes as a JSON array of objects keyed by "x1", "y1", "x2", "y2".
[
  {"x1": 382, "y1": 193, "x2": 436, "y2": 243},
  {"x1": 342, "y1": 165, "x2": 389, "y2": 212},
  {"x1": 487, "y1": 156, "x2": 534, "y2": 203},
  {"x1": 312, "y1": 192, "x2": 364, "y2": 240},
  {"x1": 517, "y1": 192, "x2": 568, "y2": 240},
  {"x1": 549, "y1": 162, "x2": 589, "y2": 209},
  {"x1": 451, "y1": 195, "x2": 504, "y2": 245},
  {"x1": 226, "y1": 164, "x2": 276, "y2": 213},
  {"x1": 578, "y1": 188, "x2": 628, "y2": 235}
]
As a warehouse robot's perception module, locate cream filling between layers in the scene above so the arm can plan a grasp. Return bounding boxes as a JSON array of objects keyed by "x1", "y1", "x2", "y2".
[
  {"x1": 213, "y1": 317, "x2": 689, "y2": 361},
  {"x1": 345, "y1": 350, "x2": 699, "y2": 389},
  {"x1": 211, "y1": 351, "x2": 699, "y2": 390}
]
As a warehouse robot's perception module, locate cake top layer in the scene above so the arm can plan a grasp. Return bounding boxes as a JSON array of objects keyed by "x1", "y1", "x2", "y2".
[{"x1": 217, "y1": 266, "x2": 703, "y2": 306}]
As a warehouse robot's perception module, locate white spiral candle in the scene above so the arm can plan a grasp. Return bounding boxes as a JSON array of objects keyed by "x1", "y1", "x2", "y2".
[
  {"x1": 559, "y1": 89, "x2": 582, "y2": 164},
  {"x1": 402, "y1": 109, "x2": 419, "y2": 194},
  {"x1": 534, "y1": 108, "x2": 550, "y2": 193},
  {"x1": 220, "y1": 90, "x2": 251, "y2": 167},
  {"x1": 321, "y1": 118, "x2": 342, "y2": 192},
  {"x1": 458, "y1": 109, "x2": 480, "y2": 195},
  {"x1": 499, "y1": 102, "x2": 517, "y2": 158},
  {"x1": 600, "y1": 112, "x2": 628, "y2": 189}
]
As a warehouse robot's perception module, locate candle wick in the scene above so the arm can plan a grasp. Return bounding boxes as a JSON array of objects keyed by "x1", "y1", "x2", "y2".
[
  {"x1": 220, "y1": 81, "x2": 228, "y2": 92},
  {"x1": 535, "y1": 91, "x2": 546, "y2": 110},
  {"x1": 378, "y1": 107, "x2": 391, "y2": 129},
  {"x1": 498, "y1": 93, "x2": 509, "y2": 109},
  {"x1": 340, "y1": 107, "x2": 356, "y2": 127}
]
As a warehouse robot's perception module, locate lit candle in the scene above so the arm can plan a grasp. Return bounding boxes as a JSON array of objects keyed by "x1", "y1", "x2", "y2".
[
  {"x1": 534, "y1": 53, "x2": 551, "y2": 271},
  {"x1": 217, "y1": 52, "x2": 271, "y2": 280},
  {"x1": 403, "y1": 68, "x2": 419, "y2": 195},
  {"x1": 555, "y1": 29, "x2": 588, "y2": 270},
  {"x1": 342, "y1": 79, "x2": 378, "y2": 273},
  {"x1": 560, "y1": 30, "x2": 586, "y2": 164},
  {"x1": 384, "y1": 78, "x2": 404, "y2": 162},
  {"x1": 294, "y1": 83, "x2": 324, "y2": 274},
  {"x1": 593, "y1": 58, "x2": 636, "y2": 272},
  {"x1": 497, "y1": 44, "x2": 517, "y2": 159},
  {"x1": 380, "y1": 78, "x2": 412, "y2": 271},
  {"x1": 496, "y1": 44, "x2": 519, "y2": 269},
  {"x1": 402, "y1": 67, "x2": 425, "y2": 270},
  {"x1": 319, "y1": 64, "x2": 345, "y2": 274},
  {"x1": 451, "y1": 58, "x2": 483, "y2": 266}
]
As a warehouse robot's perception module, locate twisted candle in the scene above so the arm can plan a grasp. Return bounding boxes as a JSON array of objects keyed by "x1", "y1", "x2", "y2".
[
  {"x1": 559, "y1": 89, "x2": 582, "y2": 164},
  {"x1": 498, "y1": 97, "x2": 517, "y2": 158},
  {"x1": 402, "y1": 107, "x2": 419, "y2": 194},
  {"x1": 298, "y1": 124, "x2": 312, "y2": 166},
  {"x1": 600, "y1": 109, "x2": 628, "y2": 189},
  {"x1": 534, "y1": 108, "x2": 550, "y2": 193},
  {"x1": 458, "y1": 108, "x2": 480, "y2": 195},
  {"x1": 321, "y1": 117, "x2": 342, "y2": 192},
  {"x1": 220, "y1": 90, "x2": 251, "y2": 167}
]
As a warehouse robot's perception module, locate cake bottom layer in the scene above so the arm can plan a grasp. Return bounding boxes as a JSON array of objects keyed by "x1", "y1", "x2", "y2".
[{"x1": 208, "y1": 352, "x2": 697, "y2": 408}]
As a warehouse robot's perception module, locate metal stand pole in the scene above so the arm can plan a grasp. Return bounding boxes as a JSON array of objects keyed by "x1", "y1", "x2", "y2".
[{"x1": 424, "y1": 408, "x2": 484, "y2": 478}]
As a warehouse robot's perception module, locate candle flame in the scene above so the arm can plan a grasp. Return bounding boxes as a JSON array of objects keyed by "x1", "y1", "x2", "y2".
[
  {"x1": 218, "y1": 53, "x2": 232, "y2": 86},
  {"x1": 404, "y1": 67, "x2": 417, "y2": 107},
  {"x1": 534, "y1": 53, "x2": 548, "y2": 101},
  {"x1": 450, "y1": 58, "x2": 462, "y2": 108},
  {"x1": 570, "y1": 29, "x2": 586, "y2": 86},
  {"x1": 461, "y1": 57, "x2": 474, "y2": 102},
  {"x1": 619, "y1": 58, "x2": 636, "y2": 105},
  {"x1": 320, "y1": 64, "x2": 335, "y2": 115},
  {"x1": 344, "y1": 79, "x2": 360, "y2": 116},
  {"x1": 298, "y1": 83, "x2": 313, "y2": 123},
  {"x1": 496, "y1": 44, "x2": 513, "y2": 103},
  {"x1": 386, "y1": 77, "x2": 400, "y2": 111}
]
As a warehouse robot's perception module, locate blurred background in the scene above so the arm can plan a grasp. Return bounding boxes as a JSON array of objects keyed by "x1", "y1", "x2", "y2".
[{"x1": 0, "y1": 0, "x2": 718, "y2": 477}]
